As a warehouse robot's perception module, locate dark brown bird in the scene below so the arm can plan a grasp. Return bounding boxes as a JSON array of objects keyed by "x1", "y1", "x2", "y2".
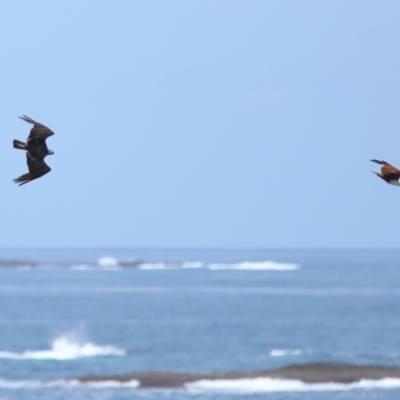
[
  {"x1": 370, "y1": 159, "x2": 400, "y2": 186},
  {"x1": 13, "y1": 115, "x2": 54, "y2": 185}
]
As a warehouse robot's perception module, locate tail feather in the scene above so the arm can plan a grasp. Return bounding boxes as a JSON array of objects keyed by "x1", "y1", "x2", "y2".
[
  {"x1": 370, "y1": 159, "x2": 390, "y2": 165},
  {"x1": 13, "y1": 173, "x2": 35, "y2": 186},
  {"x1": 13, "y1": 140, "x2": 27, "y2": 151}
]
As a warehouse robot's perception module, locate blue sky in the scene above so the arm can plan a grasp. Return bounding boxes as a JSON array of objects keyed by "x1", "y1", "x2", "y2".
[{"x1": 1, "y1": 1, "x2": 400, "y2": 248}]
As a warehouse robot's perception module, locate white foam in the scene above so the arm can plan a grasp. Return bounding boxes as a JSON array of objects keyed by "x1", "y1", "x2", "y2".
[
  {"x1": 0, "y1": 378, "x2": 38, "y2": 389},
  {"x1": 208, "y1": 261, "x2": 300, "y2": 271},
  {"x1": 1, "y1": 376, "x2": 400, "y2": 392},
  {"x1": 181, "y1": 262, "x2": 205, "y2": 269},
  {"x1": 97, "y1": 257, "x2": 119, "y2": 268},
  {"x1": 0, "y1": 378, "x2": 140, "y2": 389},
  {"x1": 137, "y1": 261, "x2": 299, "y2": 270},
  {"x1": 43, "y1": 379, "x2": 140, "y2": 388},
  {"x1": 0, "y1": 336, "x2": 126, "y2": 360},
  {"x1": 139, "y1": 262, "x2": 205, "y2": 270},
  {"x1": 78, "y1": 380, "x2": 140, "y2": 388},
  {"x1": 269, "y1": 349, "x2": 304, "y2": 357},
  {"x1": 138, "y1": 262, "x2": 170, "y2": 270},
  {"x1": 186, "y1": 377, "x2": 400, "y2": 392}
]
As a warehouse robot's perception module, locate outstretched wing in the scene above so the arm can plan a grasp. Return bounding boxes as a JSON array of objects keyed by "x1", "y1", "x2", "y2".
[
  {"x1": 13, "y1": 153, "x2": 51, "y2": 186},
  {"x1": 19, "y1": 115, "x2": 54, "y2": 141}
]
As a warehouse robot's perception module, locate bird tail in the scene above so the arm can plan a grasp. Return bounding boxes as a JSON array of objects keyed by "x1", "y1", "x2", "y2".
[
  {"x1": 370, "y1": 159, "x2": 390, "y2": 165},
  {"x1": 13, "y1": 140, "x2": 27, "y2": 150},
  {"x1": 13, "y1": 173, "x2": 34, "y2": 186}
]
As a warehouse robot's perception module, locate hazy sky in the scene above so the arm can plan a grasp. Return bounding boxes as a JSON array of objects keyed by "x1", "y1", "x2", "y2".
[{"x1": 1, "y1": 1, "x2": 400, "y2": 248}]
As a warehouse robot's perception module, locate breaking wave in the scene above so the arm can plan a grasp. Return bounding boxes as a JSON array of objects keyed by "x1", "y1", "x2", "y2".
[
  {"x1": 186, "y1": 377, "x2": 400, "y2": 392},
  {"x1": 1, "y1": 376, "x2": 400, "y2": 392},
  {"x1": 138, "y1": 262, "x2": 204, "y2": 270},
  {"x1": 0, "y1": 258, "x2": 300, "y2": 271},
  {"x1": 44, "y1": 379, "x2": 140, "y2": 388},
  {"x1": 208, "y1": 261, "x2": 299, "y2": 270},
  {"x1": 269, "y1": 349, "x2": 304, "y2": 357},
  {"x1": 0, "y1": 378, "x2": 140, "y2": 389},
  {"x1": 138, "y1": 261, "x2": 299, "y2": 271},
  {"x1": 0, "y1": 335, "x2": 126, "y2": 360},
  {"x1": 97, "y1": 257, "x2": 120, "y2": 268}
]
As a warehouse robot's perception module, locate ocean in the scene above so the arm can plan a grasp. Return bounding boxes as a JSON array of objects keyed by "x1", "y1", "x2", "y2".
[{"x1": 0, "y1": 248, "x2": 399, "y2": 399}]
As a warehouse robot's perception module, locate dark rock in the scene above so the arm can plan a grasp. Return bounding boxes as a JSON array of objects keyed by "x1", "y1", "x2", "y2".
[{"x1": 71, "y1": 362, "x2": 400, "y2": 388}]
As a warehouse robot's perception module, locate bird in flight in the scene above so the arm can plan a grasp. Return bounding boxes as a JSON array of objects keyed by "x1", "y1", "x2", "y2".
[
  {"x1": 370, "y1": 159, "x2": 400, "y2": 186},
  {"x1": 13, "y1": 115, "x2": 54, "y2": 185}
]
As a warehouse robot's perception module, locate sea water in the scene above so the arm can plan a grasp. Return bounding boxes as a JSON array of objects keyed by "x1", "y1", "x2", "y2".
[{"x1": 0, "y1": 248, "x2": 399, "y2": 399}]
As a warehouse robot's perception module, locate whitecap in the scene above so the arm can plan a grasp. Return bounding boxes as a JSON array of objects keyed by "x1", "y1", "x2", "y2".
[
  {"x1": 0, "y1": 378, "x2": 39, "y2": 389},
  {"x1": 0, "y1": 378, "x2": 140, "y2": 389},
  {"x1": 208, "y1": 261, "x2": 300, "y2": 271},
  {"x1": 138, "y1": 263, "x2": 170, "y2": 270},
  {"x1": 138, "y1": 261, "x2": 299, "y2": 271},
  {"x1": 43, "y1": 379, "x2": 140, "y2": 388},
  {"x1": 0, "y1": 336, "x2": 126, "y2": 360},
  {"x1": 138, "y1": 262, "x2": 204, "y2": 270},
  {"x1": 97, "y1": 257, "x2": 119, "y2": 268},
  {"x1": 181, "y1": 262, "x2": 204, "y2": 269},
  {"x1": 269, "y1": 349, "x2": 304, "y2": 357},
  {"x1": 186, "y1": 377, "x2": 400, "y2": 392}
]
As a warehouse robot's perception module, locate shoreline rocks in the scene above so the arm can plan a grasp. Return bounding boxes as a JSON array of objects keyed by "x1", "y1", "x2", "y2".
[{"x1": 72, "y1": 362, "x2": 400, "y2": 388}]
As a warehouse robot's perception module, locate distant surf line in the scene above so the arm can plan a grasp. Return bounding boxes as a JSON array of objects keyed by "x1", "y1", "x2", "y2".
[
  {"x1": 0, "y1": 286, "x2": 398, "y2": 296},
  {"x1": 0, "y1": 258, "x2": 301, "y2": 271}
]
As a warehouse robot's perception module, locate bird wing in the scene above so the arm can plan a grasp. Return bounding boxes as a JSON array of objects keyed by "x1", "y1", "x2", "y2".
[
  {"x1": 19, "y1": 115, "x2": 54, "y2": 141},
  {"x1": 13, "y1": 153, "x2": 51, "y2": 186}
]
